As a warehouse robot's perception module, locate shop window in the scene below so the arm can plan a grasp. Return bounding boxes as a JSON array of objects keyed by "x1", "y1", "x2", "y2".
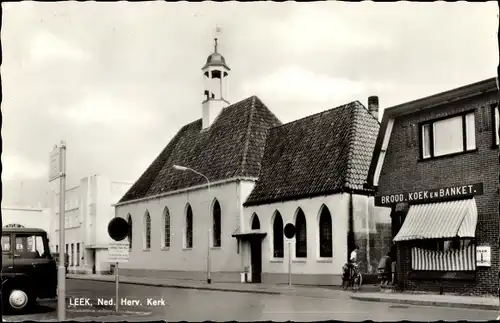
[
  {"x1": 144, "y1": 211, "x2": 151, "y2": 250},
  {"x1": 412, "y1": 238, "x2": 475, "y2": 271},
  {"x1": 185, "y1": 204, "x2": 193, "y2": 249},
  {"x1": 295, "y1": 208, "x2": 307, "y2": 258},
  {"x1": 272, "y1": 211, "x2": 284, "y2": 258},
  {"x1": 421, "y1": 112, "x2": 476, "y2": 159},
  {"x1": 163, "y1": 207, "x2": 171, "y2": 248},
  {"x1": 415, "y1": 238, "x2": 472, "y2": 252},
  {"x1": 319, "y1": 205, "x2": 333, "y2": 258},
  {"x1": 212, "y1": 200, "x2": 221, "y2": 248}
]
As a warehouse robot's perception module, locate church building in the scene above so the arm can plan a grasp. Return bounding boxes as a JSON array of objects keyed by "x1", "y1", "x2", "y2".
[
  {"x1": 238, "y1": 98, "x2": 388, "y2": 285},
  {"x1": 114, "y1": 37, "x2": 282, "y2": 282},
  {"x1": 114, "y1": 36, "x2": 391, "y2": 284}
]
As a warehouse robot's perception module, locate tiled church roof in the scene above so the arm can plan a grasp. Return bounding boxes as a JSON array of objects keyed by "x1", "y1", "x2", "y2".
[
  {"x1": 118, "y1": 96, "x2": 282, "y2": 204},
  {"x1": 243, "y1": 101, "x2": 380, "y2": 206}
]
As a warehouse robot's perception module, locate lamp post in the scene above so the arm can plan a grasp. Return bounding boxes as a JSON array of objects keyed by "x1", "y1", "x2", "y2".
[{"x1": 173, "y1": 165, "x2": 212, "y2": 284}]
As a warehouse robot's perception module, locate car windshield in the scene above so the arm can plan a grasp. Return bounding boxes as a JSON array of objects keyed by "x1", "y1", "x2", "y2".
[
  {"x1": 2, "y1": 235, "x2": 11, "y2": 252},
  {"x1": 15, "y1": 233, "x2": 49, "y2": 258}
]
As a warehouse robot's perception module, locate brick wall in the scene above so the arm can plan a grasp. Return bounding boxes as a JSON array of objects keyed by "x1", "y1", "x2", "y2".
[{"x1": 378, "y1": 92, "x2": 499, "y2": 295}]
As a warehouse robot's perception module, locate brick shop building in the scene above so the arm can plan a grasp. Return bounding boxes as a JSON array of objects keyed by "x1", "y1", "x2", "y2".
[{"x1": 366, "y1": 77, "x2": 499, "y2": 295}]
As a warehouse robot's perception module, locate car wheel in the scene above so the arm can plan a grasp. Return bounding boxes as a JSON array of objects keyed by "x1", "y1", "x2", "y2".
[{"x1": 6, "y1": 288, "x2": 32, "y2": 313}]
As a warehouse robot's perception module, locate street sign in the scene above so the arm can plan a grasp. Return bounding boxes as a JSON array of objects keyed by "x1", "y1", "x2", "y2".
[
  {"x1": 108, "y1": 217, "x2": 129, "y2": 241},
  {"x1": 49, "y1": 146, "x2": 60, "y2": 182},
  {"x1": 476, "y1": 246, "x2": 491, "y2": 267},
  {"x1": 284, "y1": 223, "x2": 296, "y2": 239},
  {"x1": 108, "y1": 241, "x2": 130, "y2": 263}
]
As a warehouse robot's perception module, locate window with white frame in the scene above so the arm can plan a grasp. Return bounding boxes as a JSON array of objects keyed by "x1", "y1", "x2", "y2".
[
  {"x1": 493, "y1": 104, "x2": 499, "y2": 146},
  {"x1": 212, "y1": 200, "x2": 221, "y2": 248},
  {"x1": 272, "y1": 211, "x2": 284, "y2": 258},
  {"x1": 319, "y1": 205, "x2": 333, "y2": 258},
  {"x1": 421, "y1": 112, "x2": 476, "y2": 159},
  {"x1": 163, "y1": 207, "x2": 171, "y2": 249},
  {"x1": 185, "y1": 205, "x2": 193, "y2": 249},
  {"x1": 295, "y1": 208, "x2": 307, "y2": 258},
  {"x1": 144, "y1": 211, "x2": 151, "y2": 250}
]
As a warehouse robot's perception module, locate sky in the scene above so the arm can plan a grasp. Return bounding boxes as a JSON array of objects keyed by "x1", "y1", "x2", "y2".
[{"x1": 1, "y1": 1, "x2": 498, "y2": 207}]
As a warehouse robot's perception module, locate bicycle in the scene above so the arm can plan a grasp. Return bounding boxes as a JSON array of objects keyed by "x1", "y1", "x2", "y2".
[{"x1": 342, "y1": 261, "x2": 363, "y2": 292}]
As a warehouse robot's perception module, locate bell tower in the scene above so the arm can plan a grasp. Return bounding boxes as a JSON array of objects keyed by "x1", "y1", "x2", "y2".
[{"x1": 202, "y1": 28, "x2": 230, "y2": 129}]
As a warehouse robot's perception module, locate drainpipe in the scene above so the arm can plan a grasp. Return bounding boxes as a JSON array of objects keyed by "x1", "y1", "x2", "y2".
[
  {"x1": 497, "y1": 100, "x2": 500, "y2": 318},
  {"x1": 348, "y1": 193, "x2": 355, "y2": 262},
  {"x1": 366, "y1": 197, "x2": 372, "y2": 273},
  {"x1": 236, "y1": 181, "x2": 244, "y2": 278}
]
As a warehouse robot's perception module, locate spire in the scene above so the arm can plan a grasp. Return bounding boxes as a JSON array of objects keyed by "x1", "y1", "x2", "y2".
[
  {"x1": 214, "y1": 25, "x2": 221, "y2": 53},
  {"x1": 202, "y1": 24, "x2": 230, "y2": 129}
]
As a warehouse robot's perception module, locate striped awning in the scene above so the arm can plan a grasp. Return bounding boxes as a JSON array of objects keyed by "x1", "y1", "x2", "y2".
[{"x1": 394, "y1": 198, "x2": 478, "y2": 242}]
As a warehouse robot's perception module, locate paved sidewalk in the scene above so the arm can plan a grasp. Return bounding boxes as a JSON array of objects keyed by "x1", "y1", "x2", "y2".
[
  {"x1": 351, "y1": 291, "x2": 500, "y2": 311},
  {"x1": 67, "y1": 273, "x2": 378, "y2": 299},
  {"x1": 68, "y1": 274, "x2": 500, "y2": 311}
]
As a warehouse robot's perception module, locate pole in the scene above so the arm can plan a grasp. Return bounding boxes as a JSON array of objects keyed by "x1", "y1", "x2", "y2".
[
  {"x1": 115, "y1": 262, "x2": 119, "y2": 313},
  {"x1": 207, "y1": 229, "x2": 211, "y2": 284},
  {"x1": 207, "y1": 181, "x2": 212, "y2": 284},
  {"x1": 57, "y1": 141, "x2": 67, "y2": 321},
  {"x1": 0, "y1": 185, "x2": 3, "y2": 322},
  {"x1": 288, "y1": 241, "x2": 292, "y2": 288}
]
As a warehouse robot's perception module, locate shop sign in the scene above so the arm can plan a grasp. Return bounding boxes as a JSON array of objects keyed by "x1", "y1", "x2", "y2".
[
  {"x1": 476, "y1": 246, "x2": 491, "y2": 267},
  {"x1": 375, "y1": 183, "x2": 483, "y2": 206}
]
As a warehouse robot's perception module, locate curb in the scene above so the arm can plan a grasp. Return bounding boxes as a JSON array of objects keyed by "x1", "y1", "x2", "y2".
[
  {"x1": 350, "y1": 294, "x2": 499, "y2": 311},
  {"x1": 67, "y1": 277, "x2": 283, "y2": 296}
]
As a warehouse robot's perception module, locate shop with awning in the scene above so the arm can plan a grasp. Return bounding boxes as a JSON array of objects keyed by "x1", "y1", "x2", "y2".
[{"x1": 393, "y1": 198, "x2": 478, "y2": 272}]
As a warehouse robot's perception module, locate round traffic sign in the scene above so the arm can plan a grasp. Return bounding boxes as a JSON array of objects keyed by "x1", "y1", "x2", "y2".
[
  {"x1": 284, "y1": 223, "x2": 296, "y2": 239},
  {"x1": 108, "y1": 217, "x2": 129, "y2": 241}
]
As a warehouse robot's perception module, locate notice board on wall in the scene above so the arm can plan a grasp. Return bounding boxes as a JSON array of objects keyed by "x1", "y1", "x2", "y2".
[{"x1": 476, "y1": 246, "x2": 491, "y2": 267}]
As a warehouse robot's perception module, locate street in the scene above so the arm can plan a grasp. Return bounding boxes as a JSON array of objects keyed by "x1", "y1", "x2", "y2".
[{"x1": 3, "y1": 279, "x2": 499, "y2": 321}]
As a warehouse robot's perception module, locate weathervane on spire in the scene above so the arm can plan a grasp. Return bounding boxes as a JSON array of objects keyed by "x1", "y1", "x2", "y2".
[{"x1": 214, "y1": 25, "x2": 221, "y2": 53}]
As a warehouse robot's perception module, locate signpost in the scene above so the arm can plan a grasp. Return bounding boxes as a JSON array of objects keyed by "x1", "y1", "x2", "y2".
[
  {"x1": 107, "y1": 217, "x2": 130, "y2": 313},
  {"x1": 283, "y1": 223, "x2": 296, "y2": 288},
  {"x1": 50, "y1": 142, "x2": 67, "y2": 322}
]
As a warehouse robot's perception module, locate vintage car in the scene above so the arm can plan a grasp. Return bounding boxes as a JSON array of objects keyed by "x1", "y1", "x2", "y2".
[{"x1": 1, "y1": 227, "x2": 57, "y2": 313}]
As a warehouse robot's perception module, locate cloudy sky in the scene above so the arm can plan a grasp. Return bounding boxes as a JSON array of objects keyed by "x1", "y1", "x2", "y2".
[{"x1": 1, "y1": 1, "x2": 498, "y2": 206}]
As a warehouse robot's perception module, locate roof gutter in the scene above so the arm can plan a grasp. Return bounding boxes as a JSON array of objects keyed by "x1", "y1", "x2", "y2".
[
  {"x1": 383, "y1": 77, "x2": 498, "y2": 118},
  {"x1": 113, "y1": 176, "x2": 258, "y2": 207},
  {"x1": 243, "y1": 187, "x2": 375, "y2": 207}
]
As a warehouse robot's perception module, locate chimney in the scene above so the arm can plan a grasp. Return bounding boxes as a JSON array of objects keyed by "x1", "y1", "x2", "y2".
[{"x1": 368, "y1": 96, "x2": 379, "y2": 121}]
